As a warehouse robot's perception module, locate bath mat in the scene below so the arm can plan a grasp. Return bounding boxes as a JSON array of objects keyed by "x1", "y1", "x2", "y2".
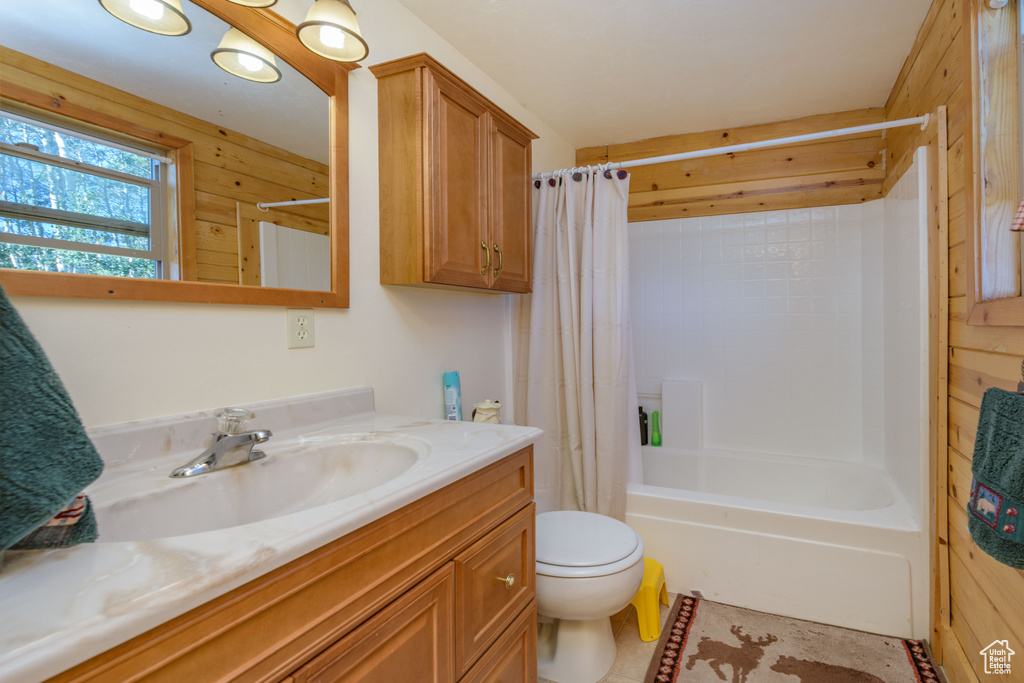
[{"x1": 643, "y1": 595, "x2": 945, "y2": 683}]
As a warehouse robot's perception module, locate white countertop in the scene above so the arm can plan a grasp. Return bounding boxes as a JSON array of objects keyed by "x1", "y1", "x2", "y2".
[{"x1": 0, "y1": 387, "x2": 541, "y2": 683}]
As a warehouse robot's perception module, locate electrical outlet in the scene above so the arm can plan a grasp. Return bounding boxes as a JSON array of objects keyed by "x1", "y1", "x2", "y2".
[{"x1": 287, "y1": 308, "x2": 315, "y2": 349}]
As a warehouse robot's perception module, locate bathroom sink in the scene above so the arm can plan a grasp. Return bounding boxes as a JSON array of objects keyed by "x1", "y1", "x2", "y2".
[{"x1": 89, "y1": 434, "x2": 427, "y2": 543}]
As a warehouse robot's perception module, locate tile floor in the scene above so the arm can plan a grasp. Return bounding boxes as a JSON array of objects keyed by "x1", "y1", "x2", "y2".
[{"x1": 538, "y1": 593, "x2": 676, "y2": 683}]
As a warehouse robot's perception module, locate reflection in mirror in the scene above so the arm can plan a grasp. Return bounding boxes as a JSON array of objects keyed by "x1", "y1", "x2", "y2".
[{"x1": 0, "y1": 0, "x2": 332, "y2": 291}]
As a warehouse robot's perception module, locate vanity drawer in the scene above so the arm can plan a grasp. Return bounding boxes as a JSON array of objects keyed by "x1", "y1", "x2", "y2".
[
  {"x1": 454, "y1": 503, "x2": 535, "y2": 676},
  {"x1": 461, "y1": 599, "x2": 536, "y2": 683},
  {"x1": 289, "y1": 565, "x2": 454, "y2": 683}
]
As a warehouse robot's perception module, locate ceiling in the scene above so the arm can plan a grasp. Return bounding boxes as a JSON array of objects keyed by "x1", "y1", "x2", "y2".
[
  {"x1": 0, "y1": 0, "x2": 935, "y2": 157},
  {"x1": 392, "y1": 0, "x2": 934, "y2": 149}
]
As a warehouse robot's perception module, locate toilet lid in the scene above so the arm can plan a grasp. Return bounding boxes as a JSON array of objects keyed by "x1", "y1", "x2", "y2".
[{"x1": 536, "y1": 511, "x2": 640, "y2": 568}]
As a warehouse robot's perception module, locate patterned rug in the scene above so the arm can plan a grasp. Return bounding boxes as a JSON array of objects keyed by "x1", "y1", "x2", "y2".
[{"x1": 644, "y1": 595, "x2": 946, "y2": 683}]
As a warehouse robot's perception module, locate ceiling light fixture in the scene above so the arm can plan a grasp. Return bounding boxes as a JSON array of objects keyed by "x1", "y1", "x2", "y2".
[
  {"x1": 97, "y1": 0, "x2": 192, "y2": 36},
  {"x1": 211, "y1": 27, "x2": 283, "y2": 83},
  {"x1": 297, "y1": 0, "x2": 369, "y2": 63},
  {"x1": 224, "y1": 0, "x2": 278, "y2": 7}
]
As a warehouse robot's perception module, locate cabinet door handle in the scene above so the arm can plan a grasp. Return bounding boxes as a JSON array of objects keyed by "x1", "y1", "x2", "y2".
[
  {"x1": 493, "y1": 244, "x2": 503, "y2": 277},
  {"x1": 498, "y1": 573, "x2": 515, "y2": 590},
  {"x1": 480, "y1": 241, "x2": 490, "y2": 276}
]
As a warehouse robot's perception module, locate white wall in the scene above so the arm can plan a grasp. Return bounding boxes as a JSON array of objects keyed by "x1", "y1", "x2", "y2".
[
  {"x1": 629, "y1": 161, "x2": 928, "y2": 511},
  {"x1": 631, "y1": 205, "x2": 876, "y2": 461},
  {"x1": 8, "y1": 0, "x2": 575, "y2": 429}
]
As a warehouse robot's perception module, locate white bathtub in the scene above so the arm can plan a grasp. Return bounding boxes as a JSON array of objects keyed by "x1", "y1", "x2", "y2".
[{"x1": 626, "y1": 446, "x2": 930, "y2": 639}]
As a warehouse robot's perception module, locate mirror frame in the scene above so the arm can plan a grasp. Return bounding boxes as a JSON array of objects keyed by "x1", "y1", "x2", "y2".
[
  {"x1": 0, "y1": 0, "x2": 353, "y2": 307},
  {"x1": 964, "y1": 0, "x2": 1024, "y2": 325}
]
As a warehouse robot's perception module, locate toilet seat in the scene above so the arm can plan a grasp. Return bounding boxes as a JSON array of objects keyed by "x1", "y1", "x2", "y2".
[{"x1": 536, "y1": 511, "x2": 644, "y2": 578}]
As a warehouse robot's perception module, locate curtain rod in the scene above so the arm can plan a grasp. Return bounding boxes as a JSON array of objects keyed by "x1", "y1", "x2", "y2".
[
  {"x1": 256, "y1": 197, "x2": 329, "y2": 212},
  {"x1": 533, "y1": 114, "x2": 933, "y2": 180}
]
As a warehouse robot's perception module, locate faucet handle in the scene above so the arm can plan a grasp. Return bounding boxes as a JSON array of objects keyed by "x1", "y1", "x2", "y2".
[{"x1": 215, "y1": 407, "x2": 256, "y2": 436}]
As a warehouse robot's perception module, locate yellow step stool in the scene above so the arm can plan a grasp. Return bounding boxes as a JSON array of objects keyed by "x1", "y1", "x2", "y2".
[{"x1": 630, "y1": 558, "x2": 669, "y2": 642}]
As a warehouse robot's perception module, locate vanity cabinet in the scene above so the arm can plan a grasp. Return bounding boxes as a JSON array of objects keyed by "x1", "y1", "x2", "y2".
[
  {"x1": 370, "y1": 53, "x2": 537, "y2": 294},
  {"x1": 46, "y1": 448, "x2": 536, "y2": 683}
]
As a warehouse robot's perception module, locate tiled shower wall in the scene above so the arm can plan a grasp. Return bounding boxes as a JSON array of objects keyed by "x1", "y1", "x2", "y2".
[{"x1": 631, "y1": 203, "x2": 885, "y2": 461}]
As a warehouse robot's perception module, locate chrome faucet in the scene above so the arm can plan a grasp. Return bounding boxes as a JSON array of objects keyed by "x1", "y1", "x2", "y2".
[{"x1": 170, "y1": 407, "x2": 272, "y2": 478}]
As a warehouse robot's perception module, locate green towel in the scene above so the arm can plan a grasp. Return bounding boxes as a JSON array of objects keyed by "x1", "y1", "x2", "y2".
[
  {"x1": 0, "y1": 285, "x2": 104, "y2": 551},
  {"x1": 968, "y1": 388, "x2": 1024, "y2": 569}
]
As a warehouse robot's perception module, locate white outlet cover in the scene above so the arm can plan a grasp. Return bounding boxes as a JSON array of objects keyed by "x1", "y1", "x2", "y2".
[{"x1": 287, "y1": 308, "x2": 315, "y2": 349}]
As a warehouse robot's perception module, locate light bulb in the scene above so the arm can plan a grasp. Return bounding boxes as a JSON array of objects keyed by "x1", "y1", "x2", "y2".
[
  {"x1": 319, "y1": 25, "x2": 346, "y2": 49},
  {"x1": 129, "y1": 0, "x2": 165, "y2": 21},
  {"x1": 237, "y1": 53, "x2": 262, "y2": 72}
]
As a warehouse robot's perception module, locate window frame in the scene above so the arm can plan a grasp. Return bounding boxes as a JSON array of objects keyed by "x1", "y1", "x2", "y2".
[
  {"x1": 0, "y1": 107, "x2": 172, "y2": 277},
  {"x1": 964, "y1": 0, "x2": 1024, "y2": 325}
]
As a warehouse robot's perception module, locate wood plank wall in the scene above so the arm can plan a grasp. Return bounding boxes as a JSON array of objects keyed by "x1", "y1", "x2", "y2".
[
  {"x1": 575, "y1": 108, "x2": 887, "y2": 223},
  {"x1": 0, "y1": 47, "x2": 329, "y2": 285},
  {"x1": 889, "y1": 1, "x2": 1024, "y2": 681}
]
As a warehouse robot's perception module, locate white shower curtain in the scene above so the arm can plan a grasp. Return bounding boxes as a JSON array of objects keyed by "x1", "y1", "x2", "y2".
[{"x1": 514, "y1": 169, "x2": 640, "y2": 520}]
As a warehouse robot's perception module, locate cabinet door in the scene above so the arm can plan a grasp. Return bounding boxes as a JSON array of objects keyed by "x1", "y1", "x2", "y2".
[
  {"x1": 290, "y1": 565, "x2": 454, "y2": 683},
  {"x1": 489, "y1": 117, "x2": 532, "y2": 293},
  {"x1": 425, "y1": 70, "x2": 490, "y2": 289},
  {"x1": 454, "y1": 504, "x2": 535, "y2": 675},
  {"x1": 460, "y1": 600, "x2": 537, "y2": 683}
]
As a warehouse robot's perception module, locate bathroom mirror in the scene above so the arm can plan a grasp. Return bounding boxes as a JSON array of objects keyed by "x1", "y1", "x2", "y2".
[{"x1": 0, "y1": 0, "x2": 353, "y2": 307}]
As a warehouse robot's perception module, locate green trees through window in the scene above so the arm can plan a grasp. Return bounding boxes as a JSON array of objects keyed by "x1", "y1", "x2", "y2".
[{"x1": 0, "y1": 111, "x2": 168, "y2": 278}]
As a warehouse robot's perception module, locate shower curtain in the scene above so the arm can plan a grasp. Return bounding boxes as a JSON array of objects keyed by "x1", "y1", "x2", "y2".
[{"x1": 514, "y1": 169, "x2": 640, "y2": 520}]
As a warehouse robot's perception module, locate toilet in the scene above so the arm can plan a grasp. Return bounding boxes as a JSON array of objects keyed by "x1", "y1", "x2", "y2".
[{"x1": 535, "y1": 511, "x2": 646, "y2": 683}]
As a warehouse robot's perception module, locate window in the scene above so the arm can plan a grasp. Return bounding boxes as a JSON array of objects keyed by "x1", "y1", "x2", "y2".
[{"x1": 0, "y1": 108, "x2": 171, "y2": 278}]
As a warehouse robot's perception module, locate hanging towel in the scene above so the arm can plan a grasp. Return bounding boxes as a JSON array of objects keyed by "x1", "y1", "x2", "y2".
[
  {"x1": 0, "y1": 285, "x2": 104, "y2": 551},
  {"x1": 968, "y1": 388, "x2": 1024, "y2": 569}
]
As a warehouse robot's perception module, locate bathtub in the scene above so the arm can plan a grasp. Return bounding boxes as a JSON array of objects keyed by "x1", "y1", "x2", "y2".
[{"x1": 626, "y1": 446, "x2": 930, "y2": 639}]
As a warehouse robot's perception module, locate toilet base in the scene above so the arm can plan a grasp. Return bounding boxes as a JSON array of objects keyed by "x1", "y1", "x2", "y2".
[{"x1": 537, "y1": 616, "x2": 616, "y2": 683}]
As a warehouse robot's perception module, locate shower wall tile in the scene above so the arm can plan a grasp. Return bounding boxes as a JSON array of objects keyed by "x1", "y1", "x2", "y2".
[{"x1": 631, "y1": 204, "x2": 869, "y2": 461}]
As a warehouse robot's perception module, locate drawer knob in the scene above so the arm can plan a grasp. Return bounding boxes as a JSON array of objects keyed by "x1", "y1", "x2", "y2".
[{"x1": 499, "y1": 573, "x2": 515, "y2": 590}]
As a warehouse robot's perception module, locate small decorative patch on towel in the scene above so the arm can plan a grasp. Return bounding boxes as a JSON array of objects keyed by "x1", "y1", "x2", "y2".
[
  {"x1": 971, "y1": 477, "x2": 1024, "y2": 542},
  {"x1": 11, "y1": 494, "x2": 96, "y2": 550}
]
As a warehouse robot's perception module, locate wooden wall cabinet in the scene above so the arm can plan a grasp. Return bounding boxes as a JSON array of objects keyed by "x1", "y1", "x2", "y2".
[
  {"x1": 371, "y1": 53, "x2": 537, "y2": 294},
  {"x1": 47, "y1": 448, "x2": 536, "y2": 683}
]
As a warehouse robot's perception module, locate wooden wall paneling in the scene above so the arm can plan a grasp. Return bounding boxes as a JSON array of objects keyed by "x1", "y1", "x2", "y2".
[
  {"x1": 948, "y1": 346, "x2": 1023, "y2": 407},
  {"x1": 887, "y1": 0, "x2": 958, "y2": 115},
  {"x1": 947, "y1": 398, "x2": 979, "y2": 456},
  {"x1": 576, "y1": 108, "x2": 885, "y2": 166},
  {"x1": 624, "y1": 136, "x2": 884, "y2": 194},
  {"x1": 950, "y1": 296, "x2": 1024, "y2": 354},
  {"x1": 885, "y1": 30, "x2": 963, "y2": 174},
  {"x1": 930, "y1": 107, "x2": 951, "y2": 652},
  {"x1": 576, "y1": 108, "x2": 886, "y2": 222},
  {"x1": 627, "y1": 170, "x2": 883, "y2": 223},
  {"x1": 938, "y1": 624, "x2": 983, "y2": 683},
  {"x1": 950, "y1": 188, "x2": 967, "y2": 248},
  {"x1": 950, "y1": 244, "x2": 967, "y2": 297},
  {"x1": 236, "y1": 203, "x2": 261, "y2": 287}
]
